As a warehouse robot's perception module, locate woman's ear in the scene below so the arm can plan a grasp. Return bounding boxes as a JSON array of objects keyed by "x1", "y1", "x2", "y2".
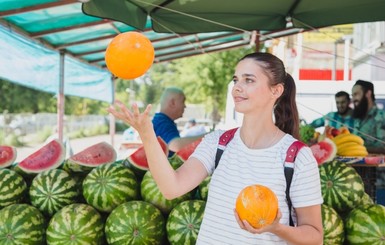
[{"x1": 271, "y1": 84, "x2": 284, "y2": 98}]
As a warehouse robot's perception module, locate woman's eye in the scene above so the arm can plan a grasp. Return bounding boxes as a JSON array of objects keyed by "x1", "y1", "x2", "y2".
[
  {"x1": 233, "y1": 79, "x2": 238, "y2": 84},
  {"x1": 245, "y1": 78, "x2": 253, "y2": 83}
]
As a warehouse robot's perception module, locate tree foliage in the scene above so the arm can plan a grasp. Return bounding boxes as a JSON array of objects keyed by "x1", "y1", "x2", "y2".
[{"x1": 0, "y1": 46, "x2": 255, "y2": 119}]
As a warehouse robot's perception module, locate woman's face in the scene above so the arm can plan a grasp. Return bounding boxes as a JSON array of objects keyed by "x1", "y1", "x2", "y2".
[{"x1": 232, "y1": 59, "x2": 274, "y2": 114}]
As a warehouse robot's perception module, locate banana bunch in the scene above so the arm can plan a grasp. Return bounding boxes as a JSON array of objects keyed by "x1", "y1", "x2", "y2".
[{"x1": 332, "y1": 133, "x2": 368, "y2": 157}]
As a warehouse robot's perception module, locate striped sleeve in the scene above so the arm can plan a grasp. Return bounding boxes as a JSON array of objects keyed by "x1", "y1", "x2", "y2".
[
  {"x1": 190, "y1": 130, "x2": 225, "y2": 175},
  {"x1": 290, "y1": 147, "x2": 323, "y2": 208}
]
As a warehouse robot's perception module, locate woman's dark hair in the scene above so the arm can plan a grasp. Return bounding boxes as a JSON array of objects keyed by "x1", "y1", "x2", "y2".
[{"x1": 240, "y1": 52, "x2": 300, "y2": 139}]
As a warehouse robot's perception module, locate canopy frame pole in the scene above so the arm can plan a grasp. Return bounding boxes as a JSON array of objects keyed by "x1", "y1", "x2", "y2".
[
  {"x1": 57, "y1": 50, "x2": 65, "y2": 143},
  {"x1": 109, "y1": 77, "x2": 116, "y2": 147}
]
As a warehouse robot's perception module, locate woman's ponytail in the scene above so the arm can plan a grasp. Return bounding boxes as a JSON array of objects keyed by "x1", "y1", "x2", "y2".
[{"x1": 274, "y1": 74, "x2": 300, "y2": 139}]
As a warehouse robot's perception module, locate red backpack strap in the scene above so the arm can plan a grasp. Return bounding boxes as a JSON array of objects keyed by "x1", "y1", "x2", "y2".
[
  {"x1": 215, "y1": 127, "x2": 238, "y2": 168},
  {"x1": 284, "y1": 140, "x2": 306, "y2": 226}
]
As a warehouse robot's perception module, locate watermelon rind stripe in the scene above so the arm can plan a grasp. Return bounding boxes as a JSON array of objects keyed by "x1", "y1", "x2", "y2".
[
  {"x1": 346, "y1": 204, "x2": 385, "y2": 245},
  {"x1": 83, "y1": 163, "x2": 138, "y2": 213},
  {"x1": 141, "y1": 171, "x2": 193, "y2": 214},
  {"x1": 46, "y1": 203, "x2": 104, "y2": 245},
  {"x1": 0, "y1": 204, "x2": 46, "y2": 244},
  {"x1": 319, "y1": 160, "x2": 365, "y2": 213},
  {"x1": 321, "y1": 204, "x2": 344, "y2": 244},
  {"x1": 29, "y1": 169, "x2": 80, "y2": 217},
  {"x1": 0, "y1": 169, "x2": 27, "y2": 208},
  {"x1": 167, "y1": 200, "x2": 206, "y2": 245},
  {"x1": 105, "y1": 200, "x2": 165, "y2": 245}
]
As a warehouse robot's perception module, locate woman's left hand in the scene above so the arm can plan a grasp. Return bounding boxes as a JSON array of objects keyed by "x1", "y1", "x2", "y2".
[{"x1": 234, "y1": 208, "x2": 282, "y2": 234}]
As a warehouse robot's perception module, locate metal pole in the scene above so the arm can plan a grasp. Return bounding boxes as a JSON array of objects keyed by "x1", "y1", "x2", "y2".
[
  {"x1": 57, "y1": 51, "x2": 65, "y2": 143},
  {"x1": 109, "y1": 77, "x2": 116, "y2": 147}
]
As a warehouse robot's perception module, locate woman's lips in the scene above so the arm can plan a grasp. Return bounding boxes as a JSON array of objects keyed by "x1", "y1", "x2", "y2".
[{"x1": 233, "y1": 96, "x2": 247, "y2": 102}]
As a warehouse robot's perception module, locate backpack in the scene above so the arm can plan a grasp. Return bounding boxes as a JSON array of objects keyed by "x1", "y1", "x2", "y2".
[{"x1": 214, "y1": 128, "x2": 306, "y2": 227}]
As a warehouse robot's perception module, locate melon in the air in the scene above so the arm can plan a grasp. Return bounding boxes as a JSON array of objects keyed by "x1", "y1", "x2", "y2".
[
  {"x1": 310, "y1": 138, "x2": 337, "y2": 165},
  {"x1": 126, "y1": 136, "x2": 168, "y2": 174},
  {"x1": 63, "y1": 141, "x2": 117, "y2": 174},
  {"x1": 0, "y1": 145, "x2": 17, "y2": 168},
  {"x1": 17, "y1": 139, "x2": 65, "y2": 174}
]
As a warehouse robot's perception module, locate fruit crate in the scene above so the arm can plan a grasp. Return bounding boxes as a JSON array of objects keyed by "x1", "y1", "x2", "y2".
[{"x1": 350, "y1": 164, "x2": 377, "y2": 202}]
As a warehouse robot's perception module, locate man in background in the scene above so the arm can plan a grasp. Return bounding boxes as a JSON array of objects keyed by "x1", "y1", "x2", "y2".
[
  {"x1": 351, "y1": 79, "x2": 385, "y2": 205},
  {"x1": 181, "y1": 118, "x2": 206, "y2": 137},
  {"x1": 310, "y1": 91, "x2": 354, "y2": 129},
  {"x1": 152, "y1": 87, "x2": 205, "y2": 157}
]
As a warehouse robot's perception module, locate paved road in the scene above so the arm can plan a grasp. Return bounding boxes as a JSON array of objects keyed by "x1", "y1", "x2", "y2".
[{"x1": 15, "y1": 134, "x2": 126, "y2": 162}]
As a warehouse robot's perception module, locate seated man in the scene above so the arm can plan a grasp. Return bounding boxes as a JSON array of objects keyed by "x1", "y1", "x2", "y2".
[
  {"x1": 180, "y1": 119, "x2": 206, "y2": 137},
  {"x1": 152, "y1": 87, "x2": 205, "y2": 157}
]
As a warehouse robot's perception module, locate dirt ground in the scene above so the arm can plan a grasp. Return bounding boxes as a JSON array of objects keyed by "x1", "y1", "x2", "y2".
[{"x1": 15, "y1": 133, "x2": 128, "y2": 162}]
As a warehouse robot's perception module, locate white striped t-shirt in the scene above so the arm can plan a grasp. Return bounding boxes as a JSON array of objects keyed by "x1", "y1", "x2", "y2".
[{"x1": 191, "y1": 129, "x2": 323, "y2": 245}]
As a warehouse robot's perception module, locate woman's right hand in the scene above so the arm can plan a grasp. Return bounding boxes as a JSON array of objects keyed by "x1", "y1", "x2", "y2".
[{"x1": 107, "y1": 100, "x2": 153, "y2": 135}]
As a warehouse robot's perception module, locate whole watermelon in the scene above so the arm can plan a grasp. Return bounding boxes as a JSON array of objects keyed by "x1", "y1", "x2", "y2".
[
  {"x1": 198, "y1": 176, "x2": 211, "y2": 201},
  {"x1": 319, "y1": 160, "x2": 365, "y2": 213},
  {"x1": 345, "y1": 204, "x2": 385, "y2": 245},
  {"x1": 321, "y1": 204, "x2": 344, "y2": 245},
  {"x1": 166, "y1": 200, "x2": 206, "y2": 245},
  {"x1": 141, "y1": 171, "x2": 193, "y2": 214},
  {"x1": 0, "y1": 204, "x2": 46, "y2": 244},
  {"x1": 29, "y1": 169, "x2": 80, "y2": 217},
  {"x1": 46, "y1": 203, "x2": 104, "y2": 245},
  {"x1": 83, "y1": 162, "x2": 139, "y2": 213},
  {"x1": 0, "y1": 168, "x2": 27, "y2": 208},
  {"x1": 105, "y1": 200, "x2": 166, "y2": 245}
]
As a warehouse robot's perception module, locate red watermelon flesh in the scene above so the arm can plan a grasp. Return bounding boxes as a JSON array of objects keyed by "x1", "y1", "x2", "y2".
[
  {"x1": 0, "y1": 145, "x2": 17, "y2": 168},
  {"x1": 69, "y1": 142, "x2": 117, "y2": 167},
  {"x1": 310, "y1": 138, "x2": 337, "y2": 165},
  {"x1": 18, "y1": 139, "x2": 65, "y2": 173},
  {"x1": 128, "y1": 136, "x2": 168, "y2": 171},
  {"x1": 176, "y1": 138, "x2": 202, "y2": 162}
]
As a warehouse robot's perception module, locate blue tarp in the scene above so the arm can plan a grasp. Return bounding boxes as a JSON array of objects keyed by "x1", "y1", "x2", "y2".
[{"x1": 0, "y1": 25, "x2": 113, "y2": 103}]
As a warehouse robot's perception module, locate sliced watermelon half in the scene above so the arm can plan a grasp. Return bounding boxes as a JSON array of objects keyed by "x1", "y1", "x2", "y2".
[
  {"x1": 310, "y1": 138, "x2": 337, "y2": 165},
  {"x1": 18, "y1": 139, "x2": 65, "y2": 173},
  {"x1": 0, "y1": 145, "x2": 17, "y2": 168},
  {"x1": 176, "y1": 138, "x2": 202, "y2": 162},
  {"x1": 127, "y1": 136, "x2": 168, "y2": 172},
  {"x1": 63, "y1": 142, "x2": 117, "y2": 173}
]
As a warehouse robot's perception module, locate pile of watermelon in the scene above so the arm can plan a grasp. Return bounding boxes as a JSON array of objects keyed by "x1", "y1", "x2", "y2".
[
  {"x1": 0, "y1": 139, "x2": 207, "y2": 244},
  {"x1": 2, "y1": 137, "x2": 385, "y2": 245},
  {"x1": 318, "y1": 160, "x2": 385, "y2": 244}
]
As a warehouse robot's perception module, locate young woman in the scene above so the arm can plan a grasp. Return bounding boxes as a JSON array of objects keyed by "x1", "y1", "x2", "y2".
[{"x1": 108, "y1": 52, "x2": 323, "y2": 245}]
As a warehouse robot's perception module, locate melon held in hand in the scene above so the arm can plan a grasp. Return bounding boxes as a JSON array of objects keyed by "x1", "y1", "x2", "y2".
[{"x1": 235, "y1": 184, "x2": 278, "y2": 229}]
